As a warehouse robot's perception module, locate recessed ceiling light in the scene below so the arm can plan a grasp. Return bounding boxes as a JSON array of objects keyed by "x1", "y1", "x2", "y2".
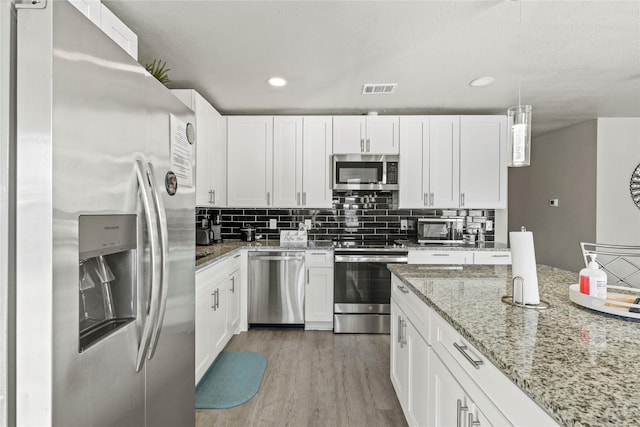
[
  {"x1": 267, "y1": 77, "x2": 287, "y2": 87},
  {"x1": 469, "y1": 76, "x2": 495, "y2": 87}
]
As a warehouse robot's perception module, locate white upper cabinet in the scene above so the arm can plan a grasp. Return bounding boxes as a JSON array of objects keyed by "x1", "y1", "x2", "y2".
[
  {"x1": 99, "y1": 4, "x2": 138, "y2": 60},
  {"x1": 459, "y1": 116, "x2": 507, "y2": 209},
  {"x1": 68, "y1": 0, "x2": 101, "y2": 26},
  {"x1": 302, "y1": 117, "x2": 333, "y2": 208},
  {"x1": 333, "y1": 116, "x2": 399, "y2": 154},
  {"x1": 273, "y1": 116, "x2": 303, "y2": 207},
  {"x1": 227, "y1": 117, "x2": 273, "y2": 207},
  {"x1": 429, "y1": 116, "x2": 460, "y2": 208},
  {"x1": 400, "y1": 115, "x2": 506, "y2": 209},
  {"x1": 68, "y1": 0, "x2": 138, "y2": 59},
  {"x1": 399, "y1": 116, "x2": 459, "y2": 209},
  {"x1": 172, "y1": 90, "x2": 226, "y2": 207}
]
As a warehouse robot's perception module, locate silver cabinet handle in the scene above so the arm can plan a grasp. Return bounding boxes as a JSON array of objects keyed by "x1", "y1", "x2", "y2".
[
  {"x1": 492, "y1": 254, "x2": 511, "y2": 258},
  {"x1": 469, "y1": 413, "x2": 481, "y2": 427},
  {"x1": 211, "y1": 291, "x2": 216, "y2": 309},
  {"x1": 396, "y1": 315, "x2": 402, "y2": 344},
  {"x1": 302, "y1": 192, "x2": 306, "y2": 206},
  {"x1": 432, "y1": 253, "x2": 450, "y2": 257},
  {"x1": 453, "y1": 342, "x2": 483, "y2": 369},
  {"x1": 307, "y1": 269, "x2": 310, "y2": 284},
  {"x1": 360, "y1": 138, "x2": 364, "y2": 152},
  {"x1": 460, "y1": 192, "x2": 465, "y2": 206},
  {"x1": 216, "y1": 289, "x2": 220, "y2": 310},
  {"x1": 233, "y1": 254, "x2": 241, "y2": 259},
  {"x1": 209, "y1": 189, "x2": 215, "y2": 204},
  {"x1": 396, "y1": 284, "x2": 409, "y2": 294},
  {"x1": 457, "y1": 399, "x2": 469, "y2": 427},
  {"x1": 366, "y1": 138, "x2": 371, "y2": 152},
  {"x1": 430, "y1": 193, "x2": 434, "y2": 206},
  {"x1": 424, "y1": 193, "x2": 428, "y2": 207},
  {"x1": 212, "y1": 190, "x2": 215, "y2": 205},
  {"x1": 297, "y1": 192, "x2": 301, "y2": 206},
  {"x1": 230, "y1": 277, "x2": 235, "y2": 293},
  {"x1": 267, "y1": 192, "x2": 271, "y2": 206},
  {"x1": 401, "y1": 318, "x2": 407, "y2": 346}
]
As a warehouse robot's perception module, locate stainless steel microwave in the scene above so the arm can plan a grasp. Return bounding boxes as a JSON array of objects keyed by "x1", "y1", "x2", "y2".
[
  {"x1": 417, "y1": 217, "x2": 464, "y2": 244},
  {"x1": 333, "y1": 154, "x2": 399, "y2": 190}
]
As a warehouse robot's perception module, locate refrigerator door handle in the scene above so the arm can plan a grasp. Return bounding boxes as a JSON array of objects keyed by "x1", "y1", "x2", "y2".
[
  {"x1": 146, "y1": 162, "x2": 170, "y2": 360},
  {"x1": 134, "y1": 160, "x2": 161, "y2": 372}
]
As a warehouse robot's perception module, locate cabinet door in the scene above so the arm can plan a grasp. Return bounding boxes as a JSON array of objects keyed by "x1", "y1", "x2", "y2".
[
  {"x1": 273, "y1": 117, "x2": 303, "y2": 207},
  {"x1": 459, "y1": 116, "x2": 507, "y2": 209},
  {"x1": 390, "y1": 301, "x2": 409, "y2": 409},
  {"x1": 430, "y1": 350, "x2": 471, "y2": 427},
  {"x1": 429, "y1": 116, "x2": 460, "y2": 208},
  {"x1": 302, "y1": 117, "x2": 333, "y2": 208},
  {"x1": 304, "y1": 267, "x2": 333, "y2": 324},
  {"x1": 99, "y1": 5, "x2": 138, "y2": 59},
  {"x1": 227, "y1": 268, "x2": 241, "y2": 334},
  {"x1": 195, "y1": 279, "x2": 213, "y2": 384},
  {"x1": 399, "y1": 116, "x2": 428, "y2": 208},
  {"x1": 68, "y1": 0, "x2": 101, "y2": 26},
  {"x1": 211, "y1": 282, "x2": 228, "y2": 357},
  {"x1": 208, "y1": 101, "x2": 226, "y2": 207},
  {"x1": 333, "y1": 116, "x2": 365, "y2": 154},
  {"x1": 406, "y1": 321, "x2": 430, "y2": 427},
  {"x1": 366, "y1": 116, "x2": 400, "y2": 154},
  {"x1": 227, "y1": 117, "x2": 273, "y2": 207}
]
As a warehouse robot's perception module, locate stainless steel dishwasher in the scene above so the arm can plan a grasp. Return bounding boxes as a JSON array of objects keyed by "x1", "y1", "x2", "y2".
[{"x1": 248, "y1": 251, "x2": 305, "y2": 326}]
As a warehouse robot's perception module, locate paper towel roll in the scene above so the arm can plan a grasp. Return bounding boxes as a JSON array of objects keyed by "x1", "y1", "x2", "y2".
[{"x1": 509, "y1": 230, "x2": 540, "y2": 305}]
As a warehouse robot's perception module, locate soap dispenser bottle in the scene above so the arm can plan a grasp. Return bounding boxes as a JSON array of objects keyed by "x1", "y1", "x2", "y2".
[{"x1": 579, "y1": 254, "x2": 607, "y2": 299}]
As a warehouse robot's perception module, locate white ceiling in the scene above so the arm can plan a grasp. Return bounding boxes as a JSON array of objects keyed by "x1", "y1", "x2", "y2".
[{"x1": 103, "y1": 0, "x2": 640, "y2": 136}]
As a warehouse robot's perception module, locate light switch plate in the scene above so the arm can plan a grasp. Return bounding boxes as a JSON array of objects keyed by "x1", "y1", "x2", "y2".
[
  {"x1": 269, "y1": 218, "x2": 277, "y2": 229},
  {"x1": 304, "y1": 219, "x2": 312, "y2": 229},
  {"x1": 400, "y1": 219, "x2": 408, "y2": 230}
]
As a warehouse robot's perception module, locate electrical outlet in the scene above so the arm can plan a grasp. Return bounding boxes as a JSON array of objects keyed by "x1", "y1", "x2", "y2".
[
  {"x1": 550, "y1": 198, "x2": 559, "y2": 207},
  {"x1": 304, "y1": 219, "x2": 312, "y2": 229},
  {"x1": 400, "y1": 219, "x2": 408, "y2": 230},
  {"x1": 485, "y1": 220, "x2": 493, "y2": 231},
  {"x1": 269, "y1": 218, "x2": 277, "y2": 229}
]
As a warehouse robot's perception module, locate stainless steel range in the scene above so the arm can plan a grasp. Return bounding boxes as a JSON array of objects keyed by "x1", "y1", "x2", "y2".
[{"x1": 333, "y1": 240, "x2": 408, "y2": 333}]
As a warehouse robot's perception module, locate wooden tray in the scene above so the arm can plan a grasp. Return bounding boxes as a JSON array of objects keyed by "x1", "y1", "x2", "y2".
[{"x1": 569, "y1": 284, "x2": 640, "y2": 320}]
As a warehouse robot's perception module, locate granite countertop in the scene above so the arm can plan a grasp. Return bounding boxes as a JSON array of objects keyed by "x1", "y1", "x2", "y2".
[
  {"x1": 196, "y1": 239, "x2": 333, "y2": 269},
  {"x1": 387, "y1": 263, "x2": 640, "y2": 426}
]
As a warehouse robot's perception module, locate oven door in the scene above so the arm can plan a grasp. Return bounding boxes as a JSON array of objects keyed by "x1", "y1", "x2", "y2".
[{"x1": 333, "y1": 253, "x2": 407, "y2": 333}]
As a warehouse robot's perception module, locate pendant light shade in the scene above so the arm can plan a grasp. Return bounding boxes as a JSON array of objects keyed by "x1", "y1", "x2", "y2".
[{"x1": 507, "y1": 104, "x2": 532, "y2": 167}]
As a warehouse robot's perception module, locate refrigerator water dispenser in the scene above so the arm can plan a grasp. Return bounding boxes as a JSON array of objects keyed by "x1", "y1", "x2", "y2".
[{"x1": 78, "y1": 215, "x2": 137, "y2": 352}]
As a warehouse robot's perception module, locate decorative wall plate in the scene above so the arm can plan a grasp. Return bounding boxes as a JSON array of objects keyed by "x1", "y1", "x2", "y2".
[{"x1": 632, "y1": 163, "x2": 640, "y2": 210}]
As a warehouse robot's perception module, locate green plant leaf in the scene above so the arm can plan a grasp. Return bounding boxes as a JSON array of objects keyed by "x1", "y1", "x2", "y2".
[{"x1": 145, "y1": 59, "x2": 171, "y2": 85}]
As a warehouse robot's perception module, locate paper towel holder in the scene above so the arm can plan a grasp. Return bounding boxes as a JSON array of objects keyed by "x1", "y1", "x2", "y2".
[{"x1": 502, "y1": 276, "x2": 550, "y2": 310}]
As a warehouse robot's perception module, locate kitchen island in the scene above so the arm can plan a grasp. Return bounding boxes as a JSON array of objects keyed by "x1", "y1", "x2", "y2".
[{"x1": 388, "y1": 263, "x2": 640, "y2": 426}]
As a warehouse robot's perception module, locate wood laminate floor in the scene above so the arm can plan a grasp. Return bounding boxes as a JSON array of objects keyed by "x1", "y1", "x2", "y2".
[{"x1": 195, "y1": 329, "x2": 408, "y2": 427}]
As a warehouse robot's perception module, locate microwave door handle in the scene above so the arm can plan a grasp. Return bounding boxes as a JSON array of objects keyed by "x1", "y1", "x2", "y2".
[
  {"x1": 134, "y1": 160, "x2": 160, "y2": 372},
  {"x1": 146, "y1": 162, "x2": 170, "y2": 360}
]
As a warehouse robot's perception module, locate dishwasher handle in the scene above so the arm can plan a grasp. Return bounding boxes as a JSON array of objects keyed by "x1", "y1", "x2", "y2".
[{"x1": 249, "y1": 255, "x2": 305, "y2": 262}]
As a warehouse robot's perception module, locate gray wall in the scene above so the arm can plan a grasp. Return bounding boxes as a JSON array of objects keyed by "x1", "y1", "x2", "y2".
[{"x1": 508, "y1": 120, "x2": 597, "y2": 272}]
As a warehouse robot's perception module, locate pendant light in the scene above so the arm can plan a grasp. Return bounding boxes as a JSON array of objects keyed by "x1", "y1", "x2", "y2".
[{"x1": 507, "y1": 0, "x2": 532, "y2": 167}]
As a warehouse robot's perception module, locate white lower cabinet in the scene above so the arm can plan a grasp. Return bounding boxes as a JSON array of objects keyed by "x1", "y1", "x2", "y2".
[
  {"x1": 391, "y1": 273, "x2": 557, "y2": 427},
  {"x1": 408, "y1": 250, "x2": 512, "y2": 265},
  {"x1": 195, "y1": 254, "x2": 242, "y2": 384},
  {"x1": 304, "y1": 251, "x2": 334, "y2": 330},
  {"x1": 430, "y1": 350, "x2": 496, "y2": 427}
]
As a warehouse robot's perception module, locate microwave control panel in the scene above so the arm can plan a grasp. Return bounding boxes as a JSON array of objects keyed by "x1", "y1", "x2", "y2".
[{"x1": 387, "y1": 162, "x2": 398, "y2": 184}]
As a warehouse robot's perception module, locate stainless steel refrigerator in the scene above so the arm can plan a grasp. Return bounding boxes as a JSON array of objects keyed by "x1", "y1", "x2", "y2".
[{"x1": 8, "y1": 2, "x2": 196, "y2": 426}]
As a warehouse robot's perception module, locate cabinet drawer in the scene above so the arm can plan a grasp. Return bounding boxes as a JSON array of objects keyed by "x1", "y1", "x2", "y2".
[
  {"x1": 305, "y1": 250, "x2": 334, "y2": 267},
  {"x1": 431, "y1": 313, "x2": 557, "y2": 426},
  {"x1": 196, "y1": 258, "x2": 228, "y2": 288},
  {"x1": 474, "y1": 251, "x2": 512, "y2": 265},
  {"x1": 227, "y1": 252, "x2": 241, "y2": 273},
  {"x1": 391, "y1": 275, "x2": 431, "y2": 344},
  {"x1": 408, "y1": 250, "x2": 471, "y2": 265}
]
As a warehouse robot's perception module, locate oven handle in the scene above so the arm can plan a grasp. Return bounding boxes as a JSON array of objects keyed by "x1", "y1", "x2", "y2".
[{"x1": 335, "y1": 255, "x2": 408, "y2": 263}]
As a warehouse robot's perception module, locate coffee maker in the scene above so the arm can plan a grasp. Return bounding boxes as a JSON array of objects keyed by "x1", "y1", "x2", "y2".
[{"x1": 196, "y1": 214, "x2": 222, "y2": 245}]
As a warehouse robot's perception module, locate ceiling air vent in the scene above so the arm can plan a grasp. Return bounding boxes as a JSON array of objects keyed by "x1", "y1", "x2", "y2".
[{"x1": 362, "y1": 83, "x2": 397, "y2": 95}]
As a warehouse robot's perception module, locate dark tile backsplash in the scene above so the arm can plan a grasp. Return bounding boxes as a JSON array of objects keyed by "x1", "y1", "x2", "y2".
[{"x1": 196, "y1": 191, "x2": 495, "y2": 243}]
